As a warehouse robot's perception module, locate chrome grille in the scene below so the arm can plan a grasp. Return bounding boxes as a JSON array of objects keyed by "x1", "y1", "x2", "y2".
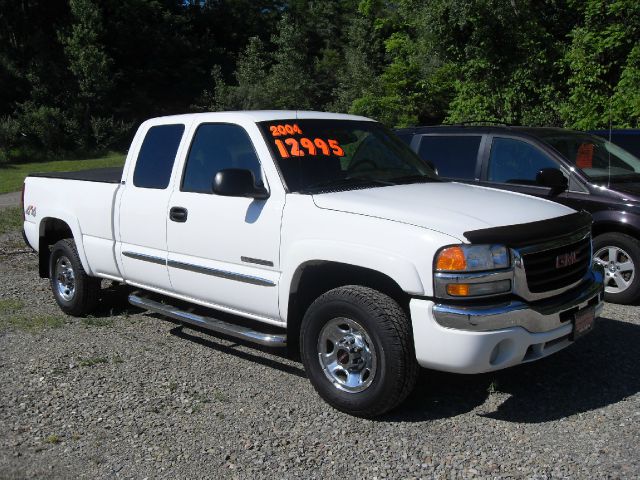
[{"x1": 522, "y1": 235, "x2": 591, "y2": 293}]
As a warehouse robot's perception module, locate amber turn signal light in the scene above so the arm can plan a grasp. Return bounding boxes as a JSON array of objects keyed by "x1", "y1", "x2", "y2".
[
  {"x1": 436, "y1": 246, "x2": 467, "y2": 271},
  {"x1": 446, "y1": 284, "x2": 470, "y2": 296}
]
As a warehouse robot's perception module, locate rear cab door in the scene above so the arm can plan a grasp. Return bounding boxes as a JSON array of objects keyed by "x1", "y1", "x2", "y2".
[
  {"x1": 116, "y1": 118, "x2": 189, "y2": 292},
  {"x1": 411, "y1": 132, "x2": 487, "y2": 184}
]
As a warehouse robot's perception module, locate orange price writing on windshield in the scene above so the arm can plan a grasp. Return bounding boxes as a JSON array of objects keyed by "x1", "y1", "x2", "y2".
[{"x1": 274, "y1": 137, "x2": 344, "y2": 158}]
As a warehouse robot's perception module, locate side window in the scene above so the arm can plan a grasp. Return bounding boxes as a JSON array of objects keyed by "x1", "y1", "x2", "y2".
[
  {"x1": 133, "y1": 124, "x2": 185, "y2": 189},
  {"x1": 488, "y1": 137, "x2": 561, "y2": 185},
  {"x1": 417, "y1": 135, "x2": 481, "y2": 179},
  {"x1": 182, "y1": 124, "x2": 263, "y2": 194}
]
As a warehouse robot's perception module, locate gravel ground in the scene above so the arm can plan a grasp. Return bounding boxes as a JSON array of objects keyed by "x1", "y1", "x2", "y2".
[
  {"x1": 0, "y1": 192, "x2": 20, "y2": 209},
  {"x1": 1, "y1": 229, "x2": 639, "y2": 479}
]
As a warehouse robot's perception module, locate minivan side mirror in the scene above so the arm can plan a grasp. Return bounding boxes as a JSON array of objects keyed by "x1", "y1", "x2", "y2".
[
  {"x1": 212, "y1": 169, "x2": 269, "y2": 199},
  {"x1": 536, "y1": 168, "x2": 568, "y2": 194}
]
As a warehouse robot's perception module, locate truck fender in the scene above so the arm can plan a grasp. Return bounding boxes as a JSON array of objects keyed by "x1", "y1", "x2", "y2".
[
  {"x1": 37, "y1": 208, "x2": 93, "y2": 276},
  {"x1": 279, "y1": 240, "x2": 425, "y2": 320}
]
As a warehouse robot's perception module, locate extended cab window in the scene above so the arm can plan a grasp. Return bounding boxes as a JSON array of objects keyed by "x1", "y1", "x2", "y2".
[
  {"x1": 488, "y1": 137, "x2": 561, "y2": 185},
  {"x1": 182, "y1": 124, "x2": 263, "y2": 193},
  {"x1": 133, "y1": 124, "x2": 185, "y2": 189},
  {"x1": 417, "y1": 135, "x2": 481, "y2": 179}
]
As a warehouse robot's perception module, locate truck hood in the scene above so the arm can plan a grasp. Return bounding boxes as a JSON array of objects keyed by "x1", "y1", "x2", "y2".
[{"x1": 311, "y1": 182, "x2": 575, "y2": 241}]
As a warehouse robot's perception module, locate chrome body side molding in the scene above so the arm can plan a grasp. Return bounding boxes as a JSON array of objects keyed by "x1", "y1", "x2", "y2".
[
  {"x1": 167, "y1": 259, "x2": 275, "y2": 287},
  {"x1": 121, "y1": 251, "x2": 275, "y2": 287},
  {"x1": 122, "y1": 251, "x2": 166, "y2": 265},
  {"x1": 241, "y1": 256, "x2": 274, "y2": 267}
]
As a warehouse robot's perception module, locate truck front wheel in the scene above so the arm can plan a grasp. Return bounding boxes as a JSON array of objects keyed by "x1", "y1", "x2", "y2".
[
  {"x1": 300, "y1": 285, "x2": 418, "y2": 417},
  {"x1": 49, "y1": 239, "x2": 100, "y2": 316}
]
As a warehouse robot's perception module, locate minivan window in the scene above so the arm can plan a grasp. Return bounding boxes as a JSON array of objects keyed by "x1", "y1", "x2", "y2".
[
  {"x1": 542, "y1": 133, "x2": 640, "y2": 183},
  {"x1": 417, "y1": 135, "x2": 481, "y2": 179},
  {"x1": 182, "y1": 124, "x2": 263, "y2": 194},
  {"x1": 133, "y1": 124, "x2": 185, "y2": 189},
  {"x1": 488, "y1": 137, "x2": 560, "y2": 185}
]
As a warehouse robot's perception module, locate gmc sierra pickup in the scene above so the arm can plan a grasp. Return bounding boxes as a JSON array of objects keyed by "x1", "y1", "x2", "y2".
[{"x1": 23, "y1": 111, "x2": 604, "y2": 417}]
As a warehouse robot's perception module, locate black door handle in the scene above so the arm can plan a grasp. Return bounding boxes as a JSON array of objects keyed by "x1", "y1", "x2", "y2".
[{"x1": 169, "y1": 206, "x2": 188, "y2": 222}]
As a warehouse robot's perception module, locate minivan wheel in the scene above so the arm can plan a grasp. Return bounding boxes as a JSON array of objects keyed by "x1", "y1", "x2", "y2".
[
  {"x1": 49, "y1": 239, "x2": 100, "y2": 316},
  {"x1": 593, "y1": 233, "x2": 640, "y2": 304},
  {"x1": 300, "y1": 285, "x2": 418, "y2": 417}
]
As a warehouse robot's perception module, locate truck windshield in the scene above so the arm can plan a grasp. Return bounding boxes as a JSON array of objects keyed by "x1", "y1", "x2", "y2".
[
  {"x1": 258, "y1": 119, "x2": 437, "y2": 193},
  {"x1": 542, "y1": 132, "x2": 640, "y2": 184}
]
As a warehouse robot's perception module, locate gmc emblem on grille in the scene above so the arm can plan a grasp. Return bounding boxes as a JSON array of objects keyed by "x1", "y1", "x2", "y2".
[{"x1": 556, "y1": 251, "x2": 578, "y2": 269}]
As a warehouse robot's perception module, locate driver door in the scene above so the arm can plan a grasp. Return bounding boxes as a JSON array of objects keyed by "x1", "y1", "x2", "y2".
[
  {"x1": 478, "y1": 136, "x2": 572, "y2": 199},
  {"x1": 165, "y1": 122, "x2": 284, "y2": 320}
]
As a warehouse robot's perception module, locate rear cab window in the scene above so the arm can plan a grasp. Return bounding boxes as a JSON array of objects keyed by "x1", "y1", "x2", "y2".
[
  {"x1": 417, "y1": 135, "x2": 482, "y2": 180},
  {"x1": 133, "y1": 124, "x2": 185, "y2": 189}
]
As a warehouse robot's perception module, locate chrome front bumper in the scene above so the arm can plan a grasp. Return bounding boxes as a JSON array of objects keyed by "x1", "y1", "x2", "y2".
[{"x1": 432, "y1": 266, "x2": 604, "y2": 333}]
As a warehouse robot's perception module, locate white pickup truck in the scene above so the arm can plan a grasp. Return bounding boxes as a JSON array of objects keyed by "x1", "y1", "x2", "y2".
[{"x1": 23, "y1": 111, "x2": 604, "y2": 417}]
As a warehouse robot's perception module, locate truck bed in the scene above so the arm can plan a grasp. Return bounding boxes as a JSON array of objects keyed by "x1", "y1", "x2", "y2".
[{"x1": 28, "y1": 167, "x2": 123, "y2": 184}]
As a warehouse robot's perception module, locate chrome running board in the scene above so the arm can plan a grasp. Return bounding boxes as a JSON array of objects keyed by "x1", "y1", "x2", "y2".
[{"x1": 129, "y1": 294, "x2": 286, "y2": 347}]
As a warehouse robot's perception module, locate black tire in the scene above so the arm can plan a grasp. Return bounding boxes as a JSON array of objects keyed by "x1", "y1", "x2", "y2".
[
  {"x1": 593, "y1": 232, "x2": 640, "y2": 305},
  {"x1": 49, "y1": 238, "x2": 100, "y2": 316},
  {"x1": 300, "y1": 285, "x2": 418, "y2": 417}
]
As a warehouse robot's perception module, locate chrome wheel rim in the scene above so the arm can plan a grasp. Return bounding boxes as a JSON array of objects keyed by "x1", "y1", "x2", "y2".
[
  {"x1": 317, "y1": 317, "x2": 377, "y2": 393},
  {"x1": 54, "y1": 255, "x2": 76, "y2": 301},
  {"x1": 594, "y1": 246, "x2": 635, "y2": 295}
]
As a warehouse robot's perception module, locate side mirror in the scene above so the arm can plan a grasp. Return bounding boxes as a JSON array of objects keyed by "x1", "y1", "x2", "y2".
[
  {"x1": 536, "y1": 168, "x2": 568, "y2": 193},
  {"x1": 213, "y1": 169, "x2": 269, "y2": 199}
]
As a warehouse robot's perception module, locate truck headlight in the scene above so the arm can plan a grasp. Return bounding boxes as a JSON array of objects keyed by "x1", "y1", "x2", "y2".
[
  {"x1": 435, "y1": 244, "x2": 509, "y2": 272},
  {"x1": 434, "y1": 244, "x2": 512, "y2": 298}
]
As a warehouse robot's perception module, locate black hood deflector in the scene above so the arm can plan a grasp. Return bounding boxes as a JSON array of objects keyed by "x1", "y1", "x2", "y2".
[{"x1": 463, "y1": 210, "x2": 592, "y2": 247}]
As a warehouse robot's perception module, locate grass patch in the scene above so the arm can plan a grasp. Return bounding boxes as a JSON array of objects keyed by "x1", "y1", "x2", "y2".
[
  {"x1": 0, "y1": 151, "x2": 125, "y2": 194},
  {"x1": 212, "y1": 390, "x2": 230, "y2": 403},
  {"x1": 81, "y1": 316, "x2": 115, "y2": 328},
  {"x1": 0, "y1": 298, "x2": 24, "y2": 314},
  {"x1": 45, "y1": 434, "x2": 61, "y2": 444},
  {"x1": 0, "y1": 206, "x2": 23, "y2": 235},
  {"x1": 0, "y1": 313, "x2": 66, "y2": 332},
  {"x1": 78, "y1": 356, "x2": 108, "y2": 367},
  {"x1": 487, "y1": 379, "x2": 500, "y2": 395}
]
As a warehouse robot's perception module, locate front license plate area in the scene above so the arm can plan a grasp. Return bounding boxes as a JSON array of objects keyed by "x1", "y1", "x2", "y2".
[{"x1": 571, "y1": 306, "x2": 595, "y2": 340}]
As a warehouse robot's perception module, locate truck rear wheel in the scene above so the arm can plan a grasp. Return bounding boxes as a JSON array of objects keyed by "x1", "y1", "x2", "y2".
[
  {"x1": 300, "y1": 285, "x2": 418, "y2": 417},
  {"x1": 49, "y1": 239, "x2": 100, "y2": 316}
]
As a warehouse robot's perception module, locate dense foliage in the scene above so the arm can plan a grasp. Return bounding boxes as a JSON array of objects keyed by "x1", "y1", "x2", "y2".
[{"x1": 1, "y1": 0, "x2": 639, "y2": 162}]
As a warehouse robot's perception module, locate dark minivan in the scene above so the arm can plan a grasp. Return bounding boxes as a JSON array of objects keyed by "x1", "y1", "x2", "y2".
[{"x1": 396, "y1": 125, "x2": 640, "y2": 304}]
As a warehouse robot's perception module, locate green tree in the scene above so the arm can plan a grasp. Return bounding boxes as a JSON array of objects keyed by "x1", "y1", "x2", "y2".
[
  {"x1": 61, "y1": 0, "x2": 113, "y2": 146},
  {"x1": 264, "y1": 14, "x2": 316, "y2": 109},
  {"x1": 561, "y1": 0, "x2": 640, "y2": 128},
  {"x1": 234, "y1": 37, "x2": 272, "y2": 109}
]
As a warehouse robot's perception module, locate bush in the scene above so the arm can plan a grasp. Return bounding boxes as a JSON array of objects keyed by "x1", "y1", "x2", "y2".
[
  {"x1": 14, "y1": 102, "x2": 74, "y2": 153},
  {"x1": 90, "y1": 116, "x2": 134, "y2": 151}
]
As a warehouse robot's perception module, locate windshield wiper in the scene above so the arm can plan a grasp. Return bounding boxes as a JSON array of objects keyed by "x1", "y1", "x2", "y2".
[
  {"x1": 389, "y1": 173, "x2": 438, "y2": 184},
  {"x1": 301, "y1": 176, "x2": 395, "y2": 193}
]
